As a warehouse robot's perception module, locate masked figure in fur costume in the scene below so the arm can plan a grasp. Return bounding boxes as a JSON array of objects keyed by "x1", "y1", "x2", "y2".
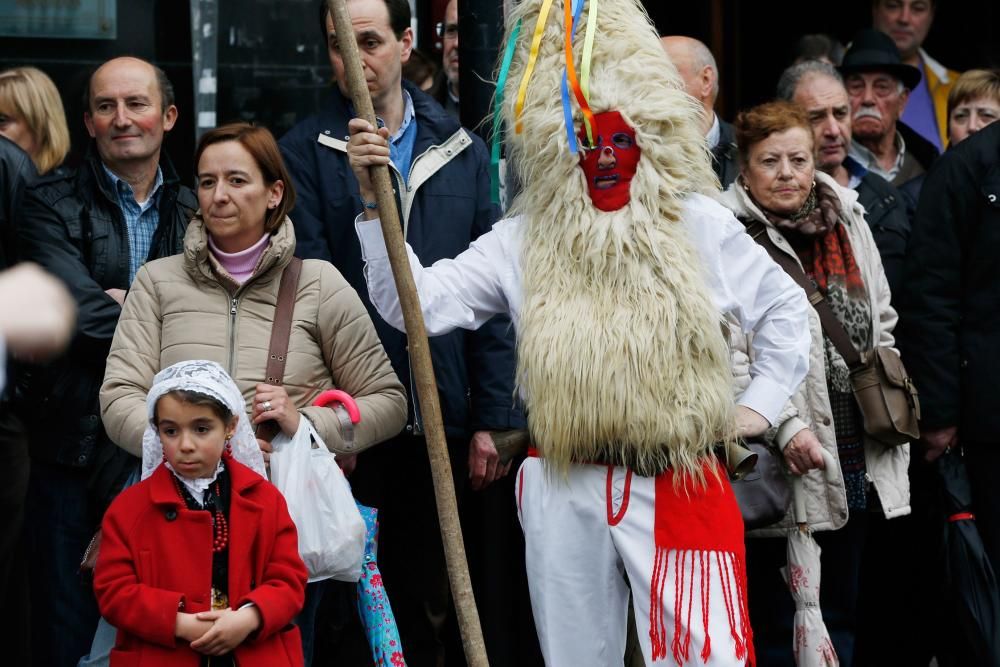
[{"x1": 348, "y1": 0, "x2": 810, "y2": 664}]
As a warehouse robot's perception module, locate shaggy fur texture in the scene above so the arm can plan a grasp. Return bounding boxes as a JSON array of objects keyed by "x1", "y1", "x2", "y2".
[{"x1": 503, "y1": 0, "x2": 737, "y2": 478}]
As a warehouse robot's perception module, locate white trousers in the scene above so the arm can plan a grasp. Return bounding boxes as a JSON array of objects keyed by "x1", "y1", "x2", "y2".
[{"x1": 516, "y1": 458, "x2": 750, "y2": 667}]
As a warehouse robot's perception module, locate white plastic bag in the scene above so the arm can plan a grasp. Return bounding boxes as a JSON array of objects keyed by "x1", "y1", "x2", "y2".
[{"x1": 269, "y1": 419, "x2": 365, "y2": 583}]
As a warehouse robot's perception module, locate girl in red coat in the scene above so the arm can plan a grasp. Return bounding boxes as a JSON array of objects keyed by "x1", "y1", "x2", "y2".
[{"x1": 94, "y1": 360, "x2": 308, "y2": 666}]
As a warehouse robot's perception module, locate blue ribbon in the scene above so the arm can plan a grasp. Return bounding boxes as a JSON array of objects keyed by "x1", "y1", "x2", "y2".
[{"x1": 560, "y1": 0, "x2": 586, "y2": 153}]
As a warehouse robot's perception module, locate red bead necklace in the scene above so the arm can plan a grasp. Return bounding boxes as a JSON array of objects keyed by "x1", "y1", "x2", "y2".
[{"x1": 173, "y1": 476, "x2": 229, "y2": 553}]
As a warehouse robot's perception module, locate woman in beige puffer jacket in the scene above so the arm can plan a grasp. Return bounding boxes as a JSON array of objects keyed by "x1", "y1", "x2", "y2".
[{"x1": 100, "y1": 125, "x2": 407, "y2": 459}]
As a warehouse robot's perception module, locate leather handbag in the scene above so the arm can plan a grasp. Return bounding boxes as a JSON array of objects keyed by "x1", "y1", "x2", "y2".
[
  {"x1": 728, "y1": 437, "x2": 791, "y2": 529},
  {"x1": 255, "y1": 256, "x2": 303, "y2": 443},
  {"x1": 741, "y1": 219, "x2": 920, "y2": 446}
]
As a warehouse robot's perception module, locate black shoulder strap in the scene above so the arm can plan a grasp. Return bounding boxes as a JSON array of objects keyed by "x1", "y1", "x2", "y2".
[{"x1": 740, "y1": 218, "x2": 863, "y2": 369}]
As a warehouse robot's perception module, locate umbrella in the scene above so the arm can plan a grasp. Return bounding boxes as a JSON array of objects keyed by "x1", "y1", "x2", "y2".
[
  {"x1": 355, "y1": 503, "x2": 408, "y2": 667},
  {"x1": 935, "y1": 449, "x2": 1000, "y2": 666},
  {"x1": 311, "y1": 391, "x2": 407, "y2": 666},
  {"x1": 782, "y1": 449, "x2": 839, "y2": 667}
]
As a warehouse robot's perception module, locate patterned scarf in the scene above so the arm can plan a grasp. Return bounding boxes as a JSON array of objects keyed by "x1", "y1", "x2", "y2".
[
  {"x1": 750, "y1": 179, "x2": 871, "y2": 390},
  {"x1": 780, "y1": 182, "x2": 871, "y2": 392},
  {"x1": 758, "y1": 179, "x2": 840, "y2": 236}
]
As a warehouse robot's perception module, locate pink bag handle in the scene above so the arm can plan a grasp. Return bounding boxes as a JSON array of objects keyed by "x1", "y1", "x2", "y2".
[{"x1": 312, "y1": 389, "x2": 361, "y2": 424}]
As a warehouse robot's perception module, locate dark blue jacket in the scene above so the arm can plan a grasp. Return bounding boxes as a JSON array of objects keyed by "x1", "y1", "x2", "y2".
[{"x1": 279, "y1": 81, "x2": 523, "y2": 438}]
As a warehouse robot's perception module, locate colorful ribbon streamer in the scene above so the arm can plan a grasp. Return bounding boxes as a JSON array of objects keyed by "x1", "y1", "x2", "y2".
[
  {"x1": 514, "y1": 0, "x2": 556, "y2": 134},
  {"x1": 580, "y1": 0, "x2": 598, "y2": 102},
  {"x1": 490, "y1": 19, "x2": 523, "y2": 205},
  {"x1": 563, "y1": 0, "x2": 595, "y2": 148},
  {"x1": 560, "y1": 0, "x2": 587, "y2": 152}
]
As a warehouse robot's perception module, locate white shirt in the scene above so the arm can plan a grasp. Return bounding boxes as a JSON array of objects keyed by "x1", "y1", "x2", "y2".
[
  {"x1": 356, "y1": 194, "x2": 811, "y2": 426},
  {"x1": 706, "y1": 113, "x2": 721, "y2": 149}
]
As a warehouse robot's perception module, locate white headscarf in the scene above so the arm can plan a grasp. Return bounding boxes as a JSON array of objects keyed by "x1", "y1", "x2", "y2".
[{"x1": 142, "y1": 360, "x2": 267, "y2": 497}]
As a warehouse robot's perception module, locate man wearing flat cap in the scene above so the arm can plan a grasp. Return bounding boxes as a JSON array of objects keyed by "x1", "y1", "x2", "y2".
[{"x1": 841, "y1": 28, "x2": 939, "y2": 191}]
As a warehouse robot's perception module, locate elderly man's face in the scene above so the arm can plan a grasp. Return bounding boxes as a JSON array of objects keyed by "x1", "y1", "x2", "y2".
[
  {"x1": 845, "y1": 72, "x2": 909, "y2": 143},
  {"x1": 793, "y1": 74, "x2": 852, "y2": 174},
  {"x1": 872, "y1": 0, "x2": 934, "y2": 61}
]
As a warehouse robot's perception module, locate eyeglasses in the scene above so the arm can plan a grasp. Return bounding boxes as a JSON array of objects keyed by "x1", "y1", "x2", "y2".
[{"x1": 435, "y1": 22, "x2": 458, "y2": 40}]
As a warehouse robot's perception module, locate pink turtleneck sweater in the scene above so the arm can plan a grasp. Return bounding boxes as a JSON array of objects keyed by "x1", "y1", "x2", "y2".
[{"x1": 208, "y1": 233, "x2": 271, "y2": 284}]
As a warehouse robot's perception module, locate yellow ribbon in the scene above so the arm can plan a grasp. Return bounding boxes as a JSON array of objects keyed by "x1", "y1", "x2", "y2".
[
  {"x1": 580, "y1": 0, "x2": 598, "y2": 103},
  {"x1": 514, "y1": 0, "x2": 556, "y2": 134}
]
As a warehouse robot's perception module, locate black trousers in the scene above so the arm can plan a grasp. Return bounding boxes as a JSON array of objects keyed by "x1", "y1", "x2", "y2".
[
  {"x1": 855, "y1": 444, "x2": 1000, "y2": 667},
  {"x1": 746, "y1": 512, "x2": 868, "y2": 667},
  {"x1": 314, "y1": 434, "x2": 465, "y2": 667},
  {"x1": 313, "y1": 434, "x2": 542, "y2": 667},
  {"x1": 0, "y1": 408, "x2": 30, "y2": 664}
]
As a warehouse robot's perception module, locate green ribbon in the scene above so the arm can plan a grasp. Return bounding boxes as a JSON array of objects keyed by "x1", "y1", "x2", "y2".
[{"x1": 490, "y1": 19, "x2": 523, "y2": 206}]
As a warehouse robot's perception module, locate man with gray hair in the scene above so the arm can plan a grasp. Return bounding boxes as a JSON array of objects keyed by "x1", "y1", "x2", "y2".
[
  {"x1": 659, "y1": 35, "x2": 738, "y2": 188},
  {"x1": 777, "y1": 58, "x2": 911, "y2": 294}
]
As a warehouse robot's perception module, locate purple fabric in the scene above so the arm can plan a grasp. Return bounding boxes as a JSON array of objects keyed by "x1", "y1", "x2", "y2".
[
  {"x1": 901, "y1": 63, "x2": 944, "y2": 152},
  {"x1": 208, "y1": 232, "x2": 270, "y2": 284}
]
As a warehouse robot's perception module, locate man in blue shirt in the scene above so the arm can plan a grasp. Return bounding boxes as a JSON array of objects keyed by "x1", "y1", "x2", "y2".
[
  {"x1": 17, "y1": 56, "x2": 195, "y2": 666},
  {"x1": 279, "y1": 1, "x2": 524, "y2": 665}
]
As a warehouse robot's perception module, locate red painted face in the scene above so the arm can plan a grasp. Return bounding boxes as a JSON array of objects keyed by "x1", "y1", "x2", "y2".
[{"x1": 578, "y1": 110, "x2": 641, "y2": 211}]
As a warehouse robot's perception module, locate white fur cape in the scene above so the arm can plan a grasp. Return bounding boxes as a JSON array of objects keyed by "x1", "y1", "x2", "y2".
[{"x1": 501, "y1": 0, "x2": 737, "y2": 478}]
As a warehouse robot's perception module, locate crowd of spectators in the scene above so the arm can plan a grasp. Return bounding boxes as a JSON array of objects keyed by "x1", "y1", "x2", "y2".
[{"x1": 0, "y1": 0, "x2": 997, "y2": 665}]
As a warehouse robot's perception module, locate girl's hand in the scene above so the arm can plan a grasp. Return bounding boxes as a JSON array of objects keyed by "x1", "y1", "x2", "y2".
[
  {"x1": 175, "y1": 612, "x2": 213, "y2": 642},
  {"x1": 253, "y1": 383, "x2": 301, "y2": 437},
  {"x1": 190, "y1": 607, "x2": 262, "y2": 655}
]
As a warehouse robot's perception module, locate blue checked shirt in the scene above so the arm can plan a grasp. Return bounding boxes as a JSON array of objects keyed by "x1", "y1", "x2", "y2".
[{"x1": 102, "y1": 163, "x2": 164, "y2": 283}]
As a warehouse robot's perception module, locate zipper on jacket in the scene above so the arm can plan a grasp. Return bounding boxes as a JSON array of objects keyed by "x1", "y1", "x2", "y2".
[
  {"x1": 395, "y1": 140, "x2": 460, "y2": 438},
  {"x1": 411, "y1": 374, "x2": 424, "y2": 436},
  {"x1": 404, "y1": 343, "x2": 424, "y2": 436},
  {"x1": 219, "y1": 250, "x2": 279, "y2": 378},
  {"x1": 401, "y1": 145, "x2": 441, "y2": 232},
  {"x1": 392, "y1": 164, "x2": 422, "y2": 436},
  {"x1": 227, "y1": 297, "x2": 239, "y2": 374},
  {"x1": 338, "y1": 135, "x2": 464, "y2": 437}
]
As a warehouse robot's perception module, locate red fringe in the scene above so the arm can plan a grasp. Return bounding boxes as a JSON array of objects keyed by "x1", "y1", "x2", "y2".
[
  {"x1": 649, "y1": 548, "x2": 755, "y2": 666},
  {"x1": 650, "y1": 546, "x2": 669, "y2": 660},
  {"x1": 700, "y1": 551, "x2": 712, "y2": 663}
]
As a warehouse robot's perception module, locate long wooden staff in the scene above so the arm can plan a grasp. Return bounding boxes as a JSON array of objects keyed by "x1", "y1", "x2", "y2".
[{"x1": 325, "y1": 2, "x2": 489, "y2": 665}]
